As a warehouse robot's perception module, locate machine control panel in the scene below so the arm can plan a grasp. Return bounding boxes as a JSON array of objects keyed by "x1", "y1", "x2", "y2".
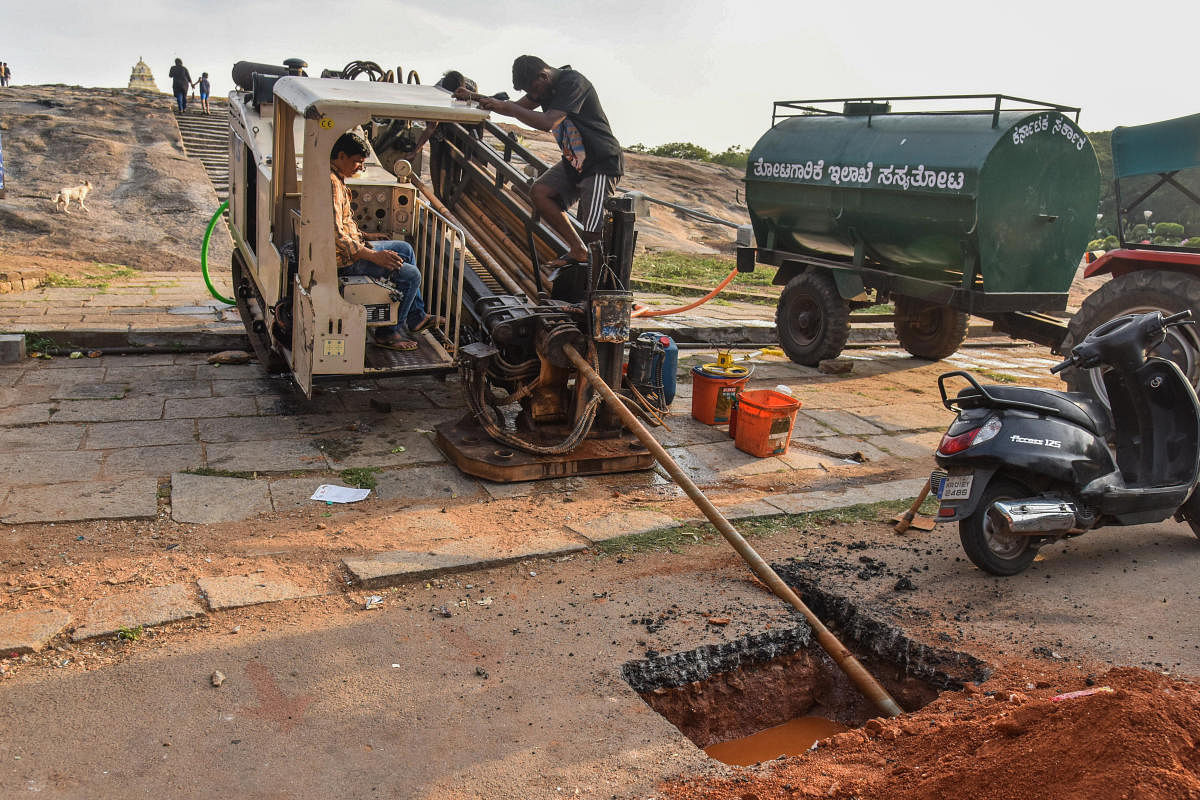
[{"x1": 348, "y1": 183, "x2": 417, "y2": 237}]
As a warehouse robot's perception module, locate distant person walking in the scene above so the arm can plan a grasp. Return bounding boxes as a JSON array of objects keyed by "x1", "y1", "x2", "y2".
[
  {"x1": 197, "y1": 72, "x2": 211, "y2": 115},
  {"x1": 0, "y1": 63, "x2": 11, "y2": 88},
  {"x1": 168, "y1": 58, "x2": 192, "y2": 113}
]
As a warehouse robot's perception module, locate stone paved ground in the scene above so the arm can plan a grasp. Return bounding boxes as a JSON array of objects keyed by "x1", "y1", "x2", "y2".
[{"x1": 0, "y1": 271, "x2": 1066, "y2": 643}]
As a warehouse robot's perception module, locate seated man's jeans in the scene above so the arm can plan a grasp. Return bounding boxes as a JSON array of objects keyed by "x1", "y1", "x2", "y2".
[{"x1": 337, "y1": 240, "x2": 426, "y2": 338}]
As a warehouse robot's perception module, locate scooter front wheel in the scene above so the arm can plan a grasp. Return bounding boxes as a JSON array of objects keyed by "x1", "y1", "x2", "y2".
[{"x1": 959, "y1": 478, "x2": 1038, "y2": 576}]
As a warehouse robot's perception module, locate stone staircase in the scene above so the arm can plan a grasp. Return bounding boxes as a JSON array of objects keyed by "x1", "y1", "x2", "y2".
[{"x1": 175, "y1": 104, "x2": 229, "y2": 201}]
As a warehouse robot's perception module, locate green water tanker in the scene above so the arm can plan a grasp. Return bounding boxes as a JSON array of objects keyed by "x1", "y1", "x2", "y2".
[{"x1": 737, "y1": 95, "x2": 1101, "y2": 363}]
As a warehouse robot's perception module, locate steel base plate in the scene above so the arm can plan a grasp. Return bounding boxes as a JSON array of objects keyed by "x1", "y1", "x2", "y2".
[{"x1": 435, "y1": 414, "x2": 654, "y2": 483}]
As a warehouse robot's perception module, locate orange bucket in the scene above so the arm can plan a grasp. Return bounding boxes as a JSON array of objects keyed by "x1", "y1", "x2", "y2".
[
  {"x1": 691, "y1": 366, "x2": 749, "y2": 425},
  {"x1": 734, "y1": 389, "x2": 802, "y2": 457}
]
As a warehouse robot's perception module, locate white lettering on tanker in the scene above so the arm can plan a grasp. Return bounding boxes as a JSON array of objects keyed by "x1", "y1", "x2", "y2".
[
  {"x1": 877, "y1": 163, "x2": 966, "y2": 191},
  {"x1": 752, "y1": 158, "x2": 825, "y2": 180},
  {"x1": 753, "y1": 157, "x2": 966, "y2": 192},
  {"x1": 1012, "y1": 114, "x2": 1088, "y2": 151},
  {"x1": 828, "y1": 162, "x2": 873, "y2": 185}
]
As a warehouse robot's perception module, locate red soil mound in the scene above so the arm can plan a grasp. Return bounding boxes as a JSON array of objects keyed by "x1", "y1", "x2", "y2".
[{"x1": 664, "y1": 666, "x2": 1200, "y2": 800}]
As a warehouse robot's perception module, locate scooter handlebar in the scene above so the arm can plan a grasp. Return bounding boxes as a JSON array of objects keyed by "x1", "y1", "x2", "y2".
[
  {"x1": 1162, "y1": 309, "x2": 1193, "y2": 326},
  {"x1": 1049, "y1": 356, "x2": 1074, "y2": 375}
]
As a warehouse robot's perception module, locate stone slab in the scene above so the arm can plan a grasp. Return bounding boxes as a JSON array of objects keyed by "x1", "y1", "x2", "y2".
[
  {"x1": 802, "y1": 409, "x2": 885, "y2": 436},
  {"x1": 323, "y1": 431, "x2": 445, "y2": 470},
  {"x1": 71, "y1": 583, "x2": 204, "y2": 641},
  {"x1": 716, "y1": 499, "x2": 785, "y2": 521},
  {"x1": 3, "y1": 451, "x2": 105, "y2": 486},
  {"x1": 0, "y1": 403, "x2": 55, "y2": 426},
  {"x1": 853, "y1": 403, "x2": 949, "y2": 433},
  {"x1": 0, "y1": 334, "x2": 27, "y2": 363},
  {"x1": 196, "y1": 575, "x2": 321, "y2": 611},
  {"x1": 163, "y1": 395, "x2": 258, "y2": 419},
  {"x1": 204, "y1": 439, "x2": 329, "y2": 473},
  {"x1": 0, "y1": 478, "x2": 158, "y2": 524},
  {"x1": 50, "y1": 383, "x2": 130, "y2": 401},
  {"x1": 763, "y1": 478, "x2": 927, "y2": 515},
  {"x1": 373, "y1": 465, "x2": 484, "y2": 504},
  {"x1": 266, "y1": 477, "x2": 332, "y2": 512},
  {"x1": 170, "y1": 472, "x2": 272, "y2": 524},
  {"x1": 83, "y1": 419, "x2": 197, "y2": 449},
  {"x1": 567, "y1": 509, "x2": 678, "y2": 543},
  {"x1": 0, "y1": 423, "x2": 85, "y2": 451},
  {"x1": 103, "y1": 444, "x2": 204, "y2": 479},
  {"x1": 0, "y1": 608, "x2": 72, "y2": 654},
  {"x1": 344, "y1": 542, "x2": 587, "y2": 588},
  {"x1": 50, "y1": 397, "x2": 165, "y2": 423}
]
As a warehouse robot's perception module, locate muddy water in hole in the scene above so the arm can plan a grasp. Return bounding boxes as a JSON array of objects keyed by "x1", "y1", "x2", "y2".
[{"x1": 704, "y1": 717, "x2": 849, "y2": 766}]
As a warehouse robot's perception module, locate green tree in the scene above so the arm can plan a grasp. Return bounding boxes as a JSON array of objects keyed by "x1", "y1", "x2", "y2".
[
  {"x1": 646, "y1": 142, "x2": 712, "y2": 161},
  {"x1": 710, "y1": 145, "x2": 749, "y2": 170}
]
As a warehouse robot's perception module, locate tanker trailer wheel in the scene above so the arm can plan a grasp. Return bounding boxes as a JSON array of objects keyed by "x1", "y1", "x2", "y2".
[
  {"x1": 775, "y1": 271, "x2": 850, "y2": 366},
  {"x1": 231, "y1": 251, "x2": 288, "y2": 374},
  {"x1": 893, "y1": 296, "x2": 970, "y2": 361},
  {"x1": 1060, "y1": 270, "x2": 1200, "y2": 404}
]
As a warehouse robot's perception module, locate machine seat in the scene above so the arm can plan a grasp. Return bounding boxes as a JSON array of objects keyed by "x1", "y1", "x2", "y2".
[{"x1": 957, "y1": 385, "x2": 1113, "y2": 438}]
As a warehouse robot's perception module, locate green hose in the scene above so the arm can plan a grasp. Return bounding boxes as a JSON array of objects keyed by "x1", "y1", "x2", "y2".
[{"x1": 201, "y1": 201, "x2": 236, "y2": 305}]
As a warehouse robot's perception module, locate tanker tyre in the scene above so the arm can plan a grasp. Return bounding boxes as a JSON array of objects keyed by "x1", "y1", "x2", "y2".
[
  {"x1": 1060, "y1": 270, "x2": 1200, "y2": 403},
  {"x1": 775, "y1": 271, "x2": 851, "y2": 366},
  {"x1": 959, "y1": 477, "x2": 1038, "y2": 576},
  {"x1": 231, "y1": 251, "x2": 288, "y2": 375},
  {"x1": 893, "y1": 296, "x2": 970, "y2": 361}
]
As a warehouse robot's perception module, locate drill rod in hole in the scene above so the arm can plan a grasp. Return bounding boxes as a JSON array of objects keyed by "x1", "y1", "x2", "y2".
[{"x1": 562, "y1": 343, "x2": 903, "y2": 718}]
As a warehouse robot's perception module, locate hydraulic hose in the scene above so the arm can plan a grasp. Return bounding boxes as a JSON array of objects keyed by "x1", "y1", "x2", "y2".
[
  {"x1": 201, "y1": 201, "x2": 235, "y2": 305},
  {"x1": 631, "y1": 267, "x2": 738, "y2": 318}
]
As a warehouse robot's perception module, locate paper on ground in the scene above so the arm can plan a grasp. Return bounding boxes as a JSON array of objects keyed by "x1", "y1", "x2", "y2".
[{"x1": 310, "y1": 484, "x2": 371, "y2": 503}]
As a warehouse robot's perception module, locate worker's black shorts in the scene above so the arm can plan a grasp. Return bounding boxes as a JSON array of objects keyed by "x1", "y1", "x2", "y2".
[{"x1": 535, "y1": 162, "x2": 619, "y2": 234}]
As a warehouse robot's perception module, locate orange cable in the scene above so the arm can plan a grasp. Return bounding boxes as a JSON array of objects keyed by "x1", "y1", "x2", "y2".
[{"x1": 631, "y1": 267, "x2": 739, "y2": 318}]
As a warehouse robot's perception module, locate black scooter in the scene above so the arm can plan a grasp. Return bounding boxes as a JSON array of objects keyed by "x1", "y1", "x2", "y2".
[{"x1": 931, "y1": 310, "x2": 1200, "y2": 575}]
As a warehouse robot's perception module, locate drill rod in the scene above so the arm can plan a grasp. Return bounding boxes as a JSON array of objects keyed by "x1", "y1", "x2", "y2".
[{"x1": 562, "y1": 343, "x2": 903, "y2": 718}]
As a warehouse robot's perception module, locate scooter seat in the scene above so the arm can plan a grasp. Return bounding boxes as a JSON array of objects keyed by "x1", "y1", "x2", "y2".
[{"x1": 957, "y1": 385, "x2": 1113, "y2": 438}]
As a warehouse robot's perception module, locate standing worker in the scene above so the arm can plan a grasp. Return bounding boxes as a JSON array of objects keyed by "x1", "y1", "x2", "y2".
[
  {"x1": 455, "y1": 55, "x2": 623, "y2": 278},
  {"x1": 168, "y1": 58, "x2": 191, "y2": 114},
  {"x1": 0, "y1": 62, "x2": 11, "y2": 87}
]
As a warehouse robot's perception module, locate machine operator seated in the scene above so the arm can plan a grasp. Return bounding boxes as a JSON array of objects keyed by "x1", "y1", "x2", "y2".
[{"x1": 330, "y1": 132, "x2": 440, "y2": 351}]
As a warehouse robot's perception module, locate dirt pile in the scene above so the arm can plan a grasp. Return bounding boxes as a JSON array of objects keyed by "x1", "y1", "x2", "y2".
[
  {"x1": 663, "y1": 666, "x2": 1200, "y2": 800},
  {"x1": 0, "y1": 85, "x2": 228, "y2": 274}
]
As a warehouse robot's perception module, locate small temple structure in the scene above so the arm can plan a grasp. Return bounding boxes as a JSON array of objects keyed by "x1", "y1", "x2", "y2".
[{"x1": 127, "y1": 58, "x2": 159, "y2": 92}]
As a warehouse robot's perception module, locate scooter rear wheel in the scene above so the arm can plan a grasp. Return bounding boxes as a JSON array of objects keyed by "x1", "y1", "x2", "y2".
[{"x1": 959, "y1": 478, "x2": 1038, "y2": 576}]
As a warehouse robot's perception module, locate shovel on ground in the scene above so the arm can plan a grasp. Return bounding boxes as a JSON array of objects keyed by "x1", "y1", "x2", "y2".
[{"x1": 891, "y1": 482, "x2": 937, "y2": 533}]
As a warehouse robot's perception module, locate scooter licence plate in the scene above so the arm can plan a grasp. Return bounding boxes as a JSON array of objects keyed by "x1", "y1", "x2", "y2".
[{"x1": 939, "y1": 474, "x2": 973, "y2": 500}]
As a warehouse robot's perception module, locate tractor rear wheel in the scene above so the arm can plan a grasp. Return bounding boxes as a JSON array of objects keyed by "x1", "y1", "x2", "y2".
[
  {"x1": 1060, "y1": 270, "x2": 1200, "y2": 404},
  {"x1": 775, "y1": 271, "x2": 851, "y2": 366},
  {"x1": 893, "y1": 296, "x2": 970, "y2": 361}
]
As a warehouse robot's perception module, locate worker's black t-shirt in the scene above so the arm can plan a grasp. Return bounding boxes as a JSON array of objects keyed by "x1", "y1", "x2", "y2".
[{"x1": 542, "y1": 67, "x2": 623, "y2": 180}]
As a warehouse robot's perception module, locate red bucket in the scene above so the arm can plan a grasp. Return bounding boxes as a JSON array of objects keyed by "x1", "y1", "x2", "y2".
[
  {"x1": 734, "y1": 389, "x2": 802, "y2": 457},
  {"x1": 690, "y1": 366, "x2": 749, "y2": 425}
]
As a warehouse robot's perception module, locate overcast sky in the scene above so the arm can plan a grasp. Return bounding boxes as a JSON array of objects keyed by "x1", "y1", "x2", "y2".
[{"x1": 3, "y1": 0, "x2": 1195, "y2": 151}]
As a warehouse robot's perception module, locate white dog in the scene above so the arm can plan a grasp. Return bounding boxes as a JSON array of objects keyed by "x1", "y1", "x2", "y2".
[{"x1": 53, "y1": 181, "x2": 93, "y2": 214}]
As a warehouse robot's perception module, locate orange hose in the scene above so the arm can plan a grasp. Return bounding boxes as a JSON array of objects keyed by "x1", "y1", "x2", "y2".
[{"x1": 631, "y1": 267, "x2": 739, "y2": 318}]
